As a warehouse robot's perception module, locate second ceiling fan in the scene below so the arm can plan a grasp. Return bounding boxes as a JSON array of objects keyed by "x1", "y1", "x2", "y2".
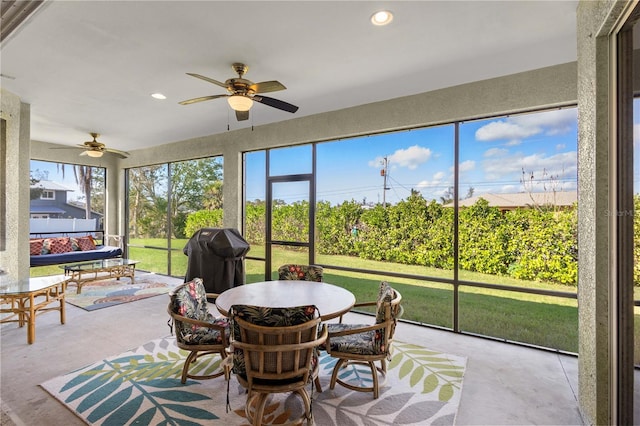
[{"x1": 179, "y1": 63, "x2": 299, "y2": 121}]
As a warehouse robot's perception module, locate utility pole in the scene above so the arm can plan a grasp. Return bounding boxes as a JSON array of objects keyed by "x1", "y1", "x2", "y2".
[{"x1": 380, "y1": 156, "x2": 390, "y2": 206}]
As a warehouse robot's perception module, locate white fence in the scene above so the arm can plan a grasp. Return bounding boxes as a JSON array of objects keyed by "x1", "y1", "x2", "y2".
[{"x1": 30, "y1": 218, "x2": 97, "y2": 234}]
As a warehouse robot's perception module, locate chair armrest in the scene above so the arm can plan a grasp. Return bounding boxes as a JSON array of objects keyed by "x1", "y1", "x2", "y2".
[
  {"x1": 105, "y1": 234, "x2": 124, "y2": 249},
  {"x1": 327, "y1": 320, "x2": 390, "y2": 339},
  {"x1": 317, "y1": 323, "x2": 328, "y2": 345},
  {"x1": 352, "y1": 300, "x2": 376, "y2": 308},
  {"x1": 205, "y1": 292, "x2": 220, "y2": 301},
  {"x1": 167, "y1": 306, "x2": 230, "y2": 344}
]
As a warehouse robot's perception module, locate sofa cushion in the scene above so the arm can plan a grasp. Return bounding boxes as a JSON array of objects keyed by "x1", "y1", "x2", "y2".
[
  {"x1": 30, "y1": 239, "x2": 44, "y2": 256},
  {"x1": 30, "y1": 245, "x2": 123, "y2": 267},
  {"x1": 77, "y1": 236, "x2": 97, "y2": 251},
  {"x1": 48, "y1": 237, "x2": 73, "y2": 254}
]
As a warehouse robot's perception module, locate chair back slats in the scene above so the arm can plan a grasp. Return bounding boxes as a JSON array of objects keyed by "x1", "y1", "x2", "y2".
[
  {"x1": 233, "y1": 314, "x2": 321, "y2": 384},
  {"x1": 229, "y1": 305, "x2": 327, "y2": 388}
]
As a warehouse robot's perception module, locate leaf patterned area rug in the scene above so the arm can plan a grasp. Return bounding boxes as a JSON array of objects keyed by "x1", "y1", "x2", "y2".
[
  {"x1": 41, "y1": 336, "x2": 466, "y2": 425},
  {"x1": 65, "y1": 273, "x2": 179, "y2": 311}
]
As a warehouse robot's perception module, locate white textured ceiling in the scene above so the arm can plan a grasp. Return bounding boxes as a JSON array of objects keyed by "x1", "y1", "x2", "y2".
[{"x1": 0, "y1": 0, "x2": 579, "y2": 154}]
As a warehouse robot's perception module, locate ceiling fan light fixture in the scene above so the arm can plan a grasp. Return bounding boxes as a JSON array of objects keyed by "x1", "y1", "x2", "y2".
[
  {"x1": 371, "y1": 10, "x2": 393, "y2": 26},
  {"x1": 85, "y1": 150, "x2": 103, "y2": 158},
  {"x1": 227, "y1": 95, "x2": 253, "y2": 111}
]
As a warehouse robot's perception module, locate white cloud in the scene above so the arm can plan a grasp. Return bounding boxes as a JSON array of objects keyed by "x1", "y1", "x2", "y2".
[
  {"x1": 483, "y1": 151, "x2": 577, "y2": 183},
  {"x1": 513, "y1": 109, "x2": 576, "y2": 131},
  {"x1": 368, "y1": 157, "x2": 385, "y2": 168},
  {"x1": 484, "y1": 147, "x2": 508, "y2": 157},
  {"x1": 458, "y1": 160, "x2": 475, "y2": 172},
  {"x1": 500, "y1": 184, "x2": 519, "y2": 193},
  {"x1": 475, "y1": 121, "x2": 540, "y2": 142},
  {"x1": 635, "y1": 124, "x2": 640, "y2": 145},
  {"x1": 475, "y1": 108, "x2": 577, "y2": 144},
  {"x1": 370, "y1": 145, "x2": 432, "y2": 170},
  {"x1": 416, "y1": 171, "x2": 446, "y2": 189}
]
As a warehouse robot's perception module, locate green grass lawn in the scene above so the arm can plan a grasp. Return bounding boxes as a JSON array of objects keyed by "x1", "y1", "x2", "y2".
[{"x1": 30, "y1": 238, "x2": 640, "y2": 359}]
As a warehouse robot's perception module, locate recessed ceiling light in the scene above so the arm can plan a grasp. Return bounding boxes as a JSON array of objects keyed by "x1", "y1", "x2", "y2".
[
  {"x1": 151, "y1": 93, "x2": 167, "y2": 100},
  {"x1": 371, "y1": 10, "x2": 393, "y2": 26}
]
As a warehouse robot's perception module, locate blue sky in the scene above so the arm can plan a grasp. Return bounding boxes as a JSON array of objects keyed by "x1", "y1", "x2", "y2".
[
  {"x1": 247, "y1": 106, "x2": 583, "y2": 206},
  {"x1": 32, "y1": 100, "x2": 640, "y2": 206}
]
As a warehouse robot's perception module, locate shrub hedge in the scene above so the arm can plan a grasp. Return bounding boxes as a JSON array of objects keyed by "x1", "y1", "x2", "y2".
[{"x1": 187, "y1": 192, "x2": 640, "y2": 287}]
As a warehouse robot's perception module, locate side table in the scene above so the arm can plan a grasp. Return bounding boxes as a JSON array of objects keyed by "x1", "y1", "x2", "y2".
[{"x1": 0, "y1": 274, "x2": 69, "y2": 344}]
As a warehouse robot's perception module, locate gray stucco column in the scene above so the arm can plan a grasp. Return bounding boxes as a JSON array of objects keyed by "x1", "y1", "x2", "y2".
[
  {"x1": 576, "y1": 1, "x2": 634, "y2": 424},
  {"x1": 0, "y1": 89, "x2": 31, "y2": 283}
]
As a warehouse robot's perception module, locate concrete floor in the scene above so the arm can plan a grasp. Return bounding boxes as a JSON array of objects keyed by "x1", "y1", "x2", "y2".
[{"x1": 1, "y1": 277, "x2": 587, "y2": 425}]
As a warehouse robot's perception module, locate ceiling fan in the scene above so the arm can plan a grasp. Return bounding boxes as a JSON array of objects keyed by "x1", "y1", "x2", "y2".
[
  {"x1": 179, "y1": 63, "x2": 299, "y2": 121},
  {"x1": 55, "y1": 133, "x2": 130, "y2": 159}
]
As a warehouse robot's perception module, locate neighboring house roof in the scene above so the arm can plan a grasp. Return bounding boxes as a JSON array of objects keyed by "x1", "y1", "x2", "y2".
[
  {"x1": 447, "y1": 191, "x2": 577, "y2": 209},
  {"x1": 67, "y1": 201, "x2": 104, "y2": 217},
  {"x1": 31, "y1": 180, "x2": 75, "y2": 192},
  {"x1": 30, "y1": 206, "x2": 67, "y2": 214}
]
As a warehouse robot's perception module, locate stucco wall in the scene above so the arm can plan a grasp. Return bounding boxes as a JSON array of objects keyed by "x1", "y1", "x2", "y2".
[
  {"x1": 576, "y1": 1, "x2": 635, "y2": 424},
  {"x1": 0, "y1": 88, "x2": 31, "y2": 284}
]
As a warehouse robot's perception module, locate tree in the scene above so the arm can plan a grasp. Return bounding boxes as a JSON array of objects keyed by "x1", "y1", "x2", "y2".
[
  {"x1": 55, "y1": 163, "x2": 104, "y2": 219},
  {"x1": 73, "y1": 166, "x2": 93, "y2": 219},
  {"x1": 520, "y1": 167, "x2": 563, "y2": 211},
  {"x1": 440, "y1": 186, "x2": 454, "y2": 204},
  {"x1": 465, "y1": 186, "x2": 475, "y2": 199},
  {"x1": 203, "y1": 181, "x2": 223, "y2": 210},
  {"x1": 439, "y1": 186, "x2": 474, "y2": 204},
  {"x1": 128, "y1": 165, "x2": 167, "y2": 238},
  {"x1": 29, "y1": 169, "x2": 47, "y2": 200},
  {"x1": 170, "y1": 158, "x2": 223, "y2": 238}
]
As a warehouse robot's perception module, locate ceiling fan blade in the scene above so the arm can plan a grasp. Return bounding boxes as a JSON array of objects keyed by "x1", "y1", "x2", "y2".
[
  {"x1": 236, "y1": 110, "x2": 249, "y2": 121},
  {"x1": 179, "y1": 94, "x2": 228, "y2": 105},
  {"x1": 50, "y1": 145, "x2": 83, "y2": 150},
  {"x1": 249, "y1": 80, "x2": 286, "y2": 94},
  {"x1": 253, "y1": 95, "x2": 299, "y2": 113},
  {"x1": 105, "y1": 148, "x2": 130, "y2": 159},
  {"x1": 186, "y1": 73, "x2": 229, "y2": 89}
]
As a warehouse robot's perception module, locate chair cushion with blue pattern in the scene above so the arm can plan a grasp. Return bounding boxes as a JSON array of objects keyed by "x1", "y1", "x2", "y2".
[
  {"x1": 325, "y1": 323, "x2": 385, "y2": 355},
  {"x1": 325, "y1": 281, "x2": 397, "y2": 355}
]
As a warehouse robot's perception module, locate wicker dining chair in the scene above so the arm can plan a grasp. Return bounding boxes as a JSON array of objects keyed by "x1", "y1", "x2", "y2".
[
  {"x1": 167, "y1": 277, "x2": 230, "y2": 383},
  {"x1": 225, "y1": 304, "x2": 327, "y2": 426},
  {"x1": 324, "y1": 281, "x2": 403, "y2": 399},
  {"x1": 277, "y1": 264, "x2": 324, "y2": 282}
]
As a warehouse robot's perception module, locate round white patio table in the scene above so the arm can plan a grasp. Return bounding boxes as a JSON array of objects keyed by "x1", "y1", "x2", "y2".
[{"x1": 215, "y1": 280, "x2": 355, "y2": 321}]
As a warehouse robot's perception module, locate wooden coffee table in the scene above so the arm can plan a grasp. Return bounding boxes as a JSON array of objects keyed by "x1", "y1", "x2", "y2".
[
  {"x1": 61, "y1": 258, "x2": 138, "y2": 294},
  {"x1": 0, "y1": 274, "x2": 69, "y2": 344}
]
